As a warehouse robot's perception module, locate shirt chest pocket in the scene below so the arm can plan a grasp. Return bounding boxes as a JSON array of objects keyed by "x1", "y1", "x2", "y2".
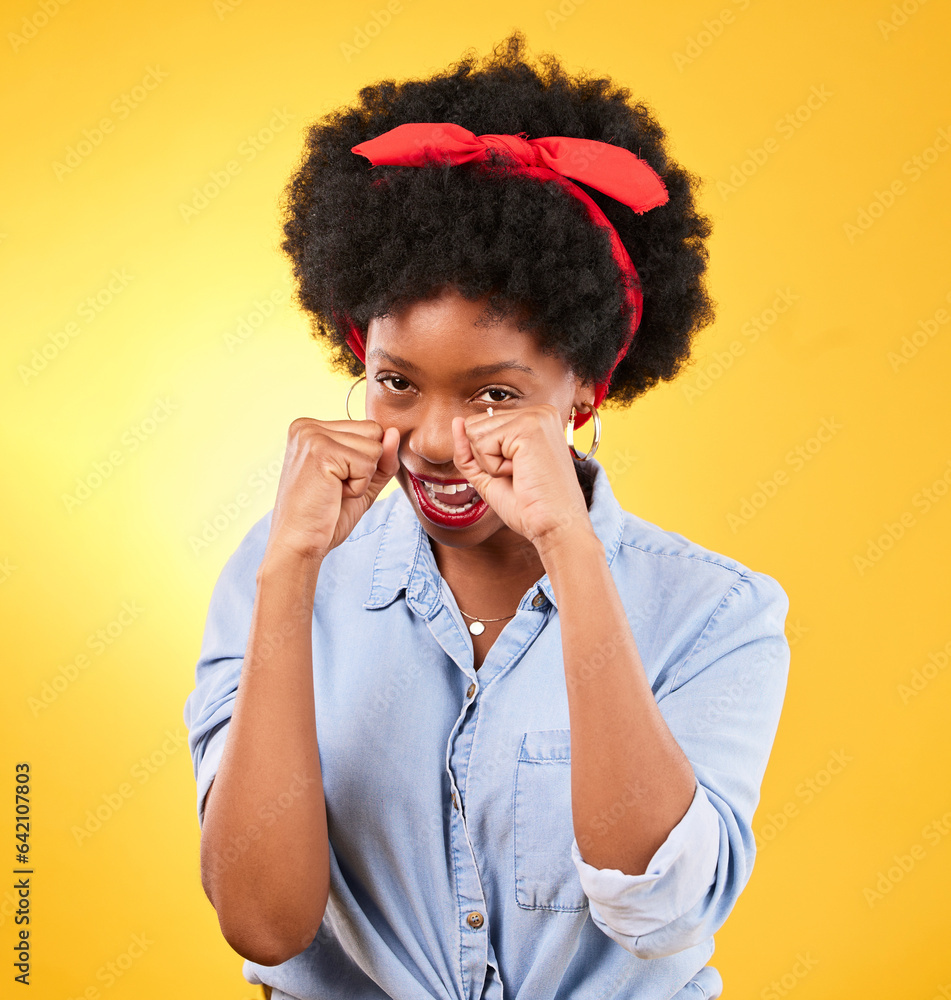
[{"x1": 513, "y1": 729, "x2": 588, "y2": 912}]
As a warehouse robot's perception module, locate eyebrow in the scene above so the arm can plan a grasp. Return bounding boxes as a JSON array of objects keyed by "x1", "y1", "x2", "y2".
[{"x1": 367, "y1": 348, "x2": 538, "y2": 379}]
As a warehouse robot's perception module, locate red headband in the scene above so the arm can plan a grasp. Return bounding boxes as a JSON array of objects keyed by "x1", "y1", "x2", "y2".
[{"x1": 343, "y1": 122, "x2": 668, "y2": 429}]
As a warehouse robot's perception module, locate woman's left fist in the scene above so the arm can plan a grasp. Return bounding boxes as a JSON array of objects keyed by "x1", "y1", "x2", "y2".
[{"x1": 451, "y1": 403, "x2": 593, "y2": 550}]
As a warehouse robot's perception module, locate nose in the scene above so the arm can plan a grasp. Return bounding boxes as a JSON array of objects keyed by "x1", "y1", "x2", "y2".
[{"x1": 407, "y1": 399, "x2": 460, "y2": 470}]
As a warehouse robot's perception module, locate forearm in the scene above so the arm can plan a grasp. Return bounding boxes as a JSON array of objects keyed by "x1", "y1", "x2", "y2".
[
  {"x1": 200, "y1": 547, "x2": 329, "y2": 966},
  {"x1": 538, "y1": 528, "x2": 697, "y2": 876}
]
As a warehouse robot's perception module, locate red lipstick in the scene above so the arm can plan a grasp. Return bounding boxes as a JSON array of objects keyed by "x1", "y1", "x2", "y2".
[{"x1": 407, "y1": 472, "x2": 490, "y2": 528}]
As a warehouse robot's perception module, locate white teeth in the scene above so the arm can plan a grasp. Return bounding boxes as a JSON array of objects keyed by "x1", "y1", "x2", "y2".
[
  {"x1": 424, "y1": 480, "x2": 472, "y2": 495},
  {"x1": 418, "y1": 477, "x2": 481, "y2": 514},
  {"x1": 428, "y1": 493, "x2": 478, "y2": 514}
]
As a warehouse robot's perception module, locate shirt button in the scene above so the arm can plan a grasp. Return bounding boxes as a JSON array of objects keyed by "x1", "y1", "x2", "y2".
[
  {"x1": 532, "y1": 591, "x2": 546, "y2": 608},
  {"x1": 466, "y1": 683, "x2": 476, "y2": 698},
  {"x1": 451, "y1": 792, "x2": 459, "y2": 810},
  {"x1": 466, "y1": 911, "x2": 484, "y2": 929}
]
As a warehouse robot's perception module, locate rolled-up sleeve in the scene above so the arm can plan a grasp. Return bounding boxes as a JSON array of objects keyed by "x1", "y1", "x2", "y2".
[
  {"x1": 570, "y1": 569, "x2": 790, "y2": 959},
  {"x1": 183, "y1": 513, "x2": 272, "y2": 829}
]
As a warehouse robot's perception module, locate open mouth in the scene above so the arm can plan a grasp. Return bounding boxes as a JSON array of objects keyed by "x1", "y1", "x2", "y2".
[
  {"x1": 421, "y1": 478, "x2": 480, "y2": 511},
  {"x1": 408, "y1": 473, "x2": 489, "y2": 526}
]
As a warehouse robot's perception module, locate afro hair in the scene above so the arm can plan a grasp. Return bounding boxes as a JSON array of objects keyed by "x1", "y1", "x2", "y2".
[{"x1": 280, "y1": 31, "x2": 714, "y2": 412}]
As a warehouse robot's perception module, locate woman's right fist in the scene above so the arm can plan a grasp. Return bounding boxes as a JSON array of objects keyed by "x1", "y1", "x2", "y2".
[{"x1": 264, "y1": 417, "x2": 401, "y2": 563}]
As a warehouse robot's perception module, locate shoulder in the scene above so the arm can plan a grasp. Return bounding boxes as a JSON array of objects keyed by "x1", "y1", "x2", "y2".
[
  {"x1": 588, "y1": 457, "x2": 785, "y2": 606},
  {"x1": 614, "y1": 506, "x2": 788, "y2": 615},
  {"x1": 595, "y1": 489, "x2": 790, "y2": 681},
  {"x1": 598, "y1": 504, "x2": 791, "y2": 709},
  {"x1": 622, "y1": 506, "x2": 782, "y2": 581}
]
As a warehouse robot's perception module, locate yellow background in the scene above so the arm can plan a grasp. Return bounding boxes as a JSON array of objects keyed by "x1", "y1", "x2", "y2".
[{"x1": 2, "y1": 0, "x2": 949, "y2": 996}]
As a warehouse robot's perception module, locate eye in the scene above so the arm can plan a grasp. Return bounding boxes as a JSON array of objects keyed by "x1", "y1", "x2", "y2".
[
  {"x1": 376, "y1": 375, "x2": 413, "y2": 393},
  {"x1": 477, "y1": 387, "x2": 517, "y2": 404}
]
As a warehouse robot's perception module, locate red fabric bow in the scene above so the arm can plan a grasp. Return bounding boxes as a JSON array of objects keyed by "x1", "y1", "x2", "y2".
[{"x1": 343, "y1": 122, "x2": 669, "y2": 429}]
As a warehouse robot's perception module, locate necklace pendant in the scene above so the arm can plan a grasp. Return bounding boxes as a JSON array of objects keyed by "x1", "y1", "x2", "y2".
[{"x1": 468, "y1": 621, "x2": 485, "y2": 636}]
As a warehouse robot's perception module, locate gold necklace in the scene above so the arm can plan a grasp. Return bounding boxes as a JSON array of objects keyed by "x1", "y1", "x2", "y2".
[{"x1": 457, "y1": 608, "x2": 517, "y2": 636}]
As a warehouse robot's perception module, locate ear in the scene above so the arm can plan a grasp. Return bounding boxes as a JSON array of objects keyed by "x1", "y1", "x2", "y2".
[{"x1": 573, "y1": 377, "x2": 595, "y2": 413}]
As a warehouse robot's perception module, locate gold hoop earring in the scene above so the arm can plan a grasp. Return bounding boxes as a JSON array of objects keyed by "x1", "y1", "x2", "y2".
[
  {"x1": 345, "y1": 375, "x2": 366, "y2": 420},
  {"x1": 566, "y1": 403, "x2": 601, "y2": 461}
]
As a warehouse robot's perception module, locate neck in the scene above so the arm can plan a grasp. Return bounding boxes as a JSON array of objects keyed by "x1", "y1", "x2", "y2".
[{"x1": 431, "y1": 528, "x2": 545, "y2": 586}]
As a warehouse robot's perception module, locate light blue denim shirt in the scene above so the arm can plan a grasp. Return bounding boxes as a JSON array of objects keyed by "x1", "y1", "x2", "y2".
[{"x1": 184, "y1": 456, "x2": 790, "y2": 999}]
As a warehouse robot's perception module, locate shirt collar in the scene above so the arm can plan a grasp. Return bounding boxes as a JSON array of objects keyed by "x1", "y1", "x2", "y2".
[{"x1": 364, "y1": 457, "x2": 625, "y2": 615}]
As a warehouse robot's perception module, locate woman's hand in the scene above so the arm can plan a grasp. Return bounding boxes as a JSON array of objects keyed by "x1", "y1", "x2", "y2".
[
  {"x1": 451, "y1": 404, "x2": 594, "y2": 552},
  {"x1": 265, "y1": 418, "x2": 401, "y2": 563}
]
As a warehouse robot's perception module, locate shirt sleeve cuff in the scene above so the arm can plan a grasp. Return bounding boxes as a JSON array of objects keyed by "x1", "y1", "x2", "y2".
[
  {"x1": 570, "y1": 777, "x2": 721, "y2": 936},
  {"x1": 195, "y1": 722, "x2": 230, "y2": 829}
]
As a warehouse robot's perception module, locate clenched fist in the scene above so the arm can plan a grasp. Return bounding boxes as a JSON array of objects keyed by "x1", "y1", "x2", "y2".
[{"x1": 264, "y1": 418, "x2": 401, "y2": 564}]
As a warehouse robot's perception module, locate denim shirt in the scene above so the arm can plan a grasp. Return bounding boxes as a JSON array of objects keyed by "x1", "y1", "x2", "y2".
[{"x1": 183, "y1": 456, "x2": 790, "y2": 999}]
